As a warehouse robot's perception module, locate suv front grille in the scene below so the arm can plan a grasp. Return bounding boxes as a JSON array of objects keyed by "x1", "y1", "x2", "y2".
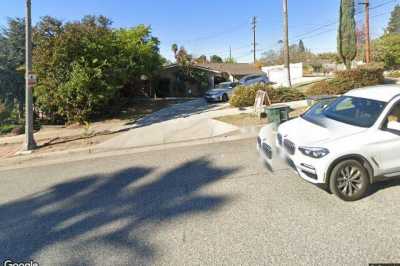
[
  {"x1": 262, "y1": 143, "x2": 272, "y2": 159},
  {"x1": 283, "y1": 139, "x2": 296, "y2": 155}
]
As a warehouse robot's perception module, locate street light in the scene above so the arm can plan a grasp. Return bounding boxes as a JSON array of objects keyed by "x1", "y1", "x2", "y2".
[{"x1": 23, "y1": 0, "x2": 37, "y2": 151}]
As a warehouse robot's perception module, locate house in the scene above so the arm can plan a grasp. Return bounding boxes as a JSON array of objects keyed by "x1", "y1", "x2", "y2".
[
  {"x1": 156, "y1": 63, "x2": 263, "y2": 97},
  {"x1": 262, "y1": 63, "x2": 304, "y2": 87}
]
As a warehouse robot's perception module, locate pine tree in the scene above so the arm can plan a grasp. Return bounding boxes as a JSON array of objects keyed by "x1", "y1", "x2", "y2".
[
  {"x1": 338, "y1": 0, "x2": 357, "y2": 70},
  {"x1": 298, "y1": 40, "x2": 305, "y2": 53},
  {"x1": 386, "y1": 5, "x2": 400, "y2": 34}
]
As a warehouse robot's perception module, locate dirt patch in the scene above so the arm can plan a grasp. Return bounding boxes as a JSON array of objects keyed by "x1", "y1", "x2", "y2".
[
  {"x1": 0, "y1": 99, "x2": 192, "y2": 158},
  {"x1": 215, "y1": 107, "x2": 308, "y2": 127},
  {"x1": 289, "y1": 107, "x2": 308, "y2": 118},
  {"x1": 214, "y1": 113, "x2": 268, "y2": 127}
]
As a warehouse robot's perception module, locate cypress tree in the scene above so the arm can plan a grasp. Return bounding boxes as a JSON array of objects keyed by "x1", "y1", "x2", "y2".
[
  {"x1": 386, "y1": 5, "x2": 400, "y2": 33},
  {"x1": 298, "y1": 40, "x2": 306, "y2": 53},
  {"x1": 338, "y1": 0, "x2": 357, "y2": 70}
]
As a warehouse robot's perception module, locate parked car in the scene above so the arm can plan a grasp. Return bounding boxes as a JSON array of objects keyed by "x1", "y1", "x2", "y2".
[
  {"x1": 257, "y1": 85, "x2": 400, "y2": 201},
  {"x1": 239, "y1": 74, "x2": 270, "y2": 86},
  {"x1": 204, "y1": 82, "x2": 237, "y2": 102}
]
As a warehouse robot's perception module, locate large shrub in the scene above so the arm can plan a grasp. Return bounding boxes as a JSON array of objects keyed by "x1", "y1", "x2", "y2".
[
  {"x1": 33, "y1": 16, "x2": 163, "y2": 124},
  {"x1": 374, "y1": 33, "x2": 400, "y2": 69},
  {"x1": 306, "y1": 66, "x2": 384, "y2": 96},
  {"x1": 229, "y1": 84, "x2": 305, "y2": 108}
]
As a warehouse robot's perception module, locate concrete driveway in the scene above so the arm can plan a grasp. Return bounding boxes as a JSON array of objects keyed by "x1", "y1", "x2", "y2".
[
  {"x1": 97, "y1": 99, "x2": 252, "y2": 151},
  {"x1": 1, "y1": 138, "x2": 399, "y2": 265}
]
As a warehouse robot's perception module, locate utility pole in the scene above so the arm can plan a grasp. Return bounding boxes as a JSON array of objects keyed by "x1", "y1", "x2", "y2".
[
  {"x1": 252, "y1": 16, "x2": 257, "y2": 64},
  {"x1": 360, "y1": 0, "x2": 371, "y2": 63},
  {"x1": 283, "y1": 0, "x2": 292, "y2": 87},
  {"x1": 229, "y1": 45, "x2": 232, "y2": 62},
  {"x1": 23, "y1": 0, "x2": 36, "y2": 151}
]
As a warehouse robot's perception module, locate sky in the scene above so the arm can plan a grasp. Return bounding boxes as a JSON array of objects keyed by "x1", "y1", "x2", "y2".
[{"x1": 0, "y1": 0, "x2": 398, "y2": 62}]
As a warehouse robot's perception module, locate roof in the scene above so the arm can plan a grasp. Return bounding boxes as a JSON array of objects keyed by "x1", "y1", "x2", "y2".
[
  {"x1": 345, "y1": 85, "x2": 400, "y2": 102},
  {"x1": 194, "y1": 63, "x2": 264, "y2": 76}
]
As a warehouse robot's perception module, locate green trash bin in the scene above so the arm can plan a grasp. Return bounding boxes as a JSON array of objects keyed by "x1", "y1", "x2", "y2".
[{"x1": 265, "y1": 104, "x2": 292, "y2": 125}]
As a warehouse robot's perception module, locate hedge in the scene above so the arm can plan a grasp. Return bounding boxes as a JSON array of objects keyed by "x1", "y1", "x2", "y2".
[
  {"x1": 229, "y1": 84, "x2": 306, "y2": 108},
  {"x1": 306, "y1": 65, "x2": 384, "y2": 96},
  {"x1": 0, "y1": 124, "x2": 18, "y2": 135}
]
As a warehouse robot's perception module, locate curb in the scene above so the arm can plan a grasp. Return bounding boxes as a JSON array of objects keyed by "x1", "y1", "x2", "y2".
[{"x1": 0, "y1": 132, "x2": 259, "y2": 172}]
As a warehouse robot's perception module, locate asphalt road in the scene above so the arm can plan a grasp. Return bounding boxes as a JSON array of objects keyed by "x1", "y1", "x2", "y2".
[{"x1": 0, "y1": 138, "x2": 399, "y2": 265}]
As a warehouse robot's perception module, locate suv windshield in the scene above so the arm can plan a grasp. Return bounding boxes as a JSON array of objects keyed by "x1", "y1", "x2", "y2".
[{"x1": 323, "y1": 96, "x2": 386, "y2": 128}]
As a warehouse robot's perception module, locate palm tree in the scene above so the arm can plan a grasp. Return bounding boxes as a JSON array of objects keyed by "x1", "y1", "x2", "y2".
[{"x1": 171, "y1": 43, "x2": 178, "y2": 60}]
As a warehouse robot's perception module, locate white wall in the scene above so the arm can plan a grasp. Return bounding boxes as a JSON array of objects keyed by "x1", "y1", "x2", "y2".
[{"x1": 262, "y1": 63, "x2": 303, "y2": 87}]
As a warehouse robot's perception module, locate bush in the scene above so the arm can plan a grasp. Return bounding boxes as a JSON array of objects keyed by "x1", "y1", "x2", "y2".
[
  {"x1": 0, "y1": 103, "x2": 9, "y2": 124},
  {"x1": 0, "y1": 124, "x2": 18, "y2": 135},
  {"x1": 306, "y1": 66, "x2": 384, "y2": 96},
  {"x1": 229, "y1": 84, "x2": 305, "y2": 108}
]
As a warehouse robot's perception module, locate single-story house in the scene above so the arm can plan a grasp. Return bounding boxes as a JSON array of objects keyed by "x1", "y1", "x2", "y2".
[{"x1": 155, "y1": 63, "x2": 264, "y2": 97}]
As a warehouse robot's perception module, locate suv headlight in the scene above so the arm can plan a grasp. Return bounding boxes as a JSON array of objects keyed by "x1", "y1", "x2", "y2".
[{"x1": 298, "y1": 147, "x2": 329, "y2": 159}]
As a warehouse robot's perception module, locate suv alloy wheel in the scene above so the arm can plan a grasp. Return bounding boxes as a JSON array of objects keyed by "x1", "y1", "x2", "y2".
[{"x1": 329, "y1": 159, "x2": 369, "y2": 201}]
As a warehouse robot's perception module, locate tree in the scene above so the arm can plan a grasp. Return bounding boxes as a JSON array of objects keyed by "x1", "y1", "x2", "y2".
[
  {"x1": 386, "y1": 5, "x2": 400, "y2": 34},
  {"x1": 338, "y1": 0, "x2": 357, "y2": 69},
  {"x1": 195, "y1": 55, "x2": 207, "y2": 64},
  {"x1": 175, "y1": 46, "x2": 192, "y2": 65},
  {"x1": 33, "y1": 16, "x2": 163, "y2": 123},
  {"x1": 298, "y1": 40, "x2": 306, "y2": 53},
  {"x1": 374, "y1": 33, "x2": 400, "y2": 69},
  {"x1": 316, "y1": 52, "x2": 341, "y2": 63},
  {"x1": 260, "y1": 49, "x2": 283, "y2": 66},
  {"x1": 171, "y1": 43, "x2": 178, "y2": 60},
  {"x1": 0, "y1": 18, "x2": 26, "y2": 120},
  {"x1": 210, "y1": 55, "x2": 223, "y2": 63}
]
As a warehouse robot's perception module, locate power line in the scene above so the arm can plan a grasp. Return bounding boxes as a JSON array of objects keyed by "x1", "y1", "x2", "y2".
[
  {"x1": 292, "y1": 0, "x2": 396, "y2": 40},
  {"x1": 173, "y1": 19, "x2": 251, "y2": 45},
  {"x1": 256, "y1": 8, "x2": 395, "y2": 56},
  {"x1": 231, "y1": 0, "x2": 397, "y2": 61}
]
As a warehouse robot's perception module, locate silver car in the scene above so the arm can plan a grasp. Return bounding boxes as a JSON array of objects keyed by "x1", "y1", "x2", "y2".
[
  {"x1": 239, "y1": 74, "x2": 270, "y2": 86},
  {"x1": 204, "y1": 82, "x2": 236, "y2": 102}
]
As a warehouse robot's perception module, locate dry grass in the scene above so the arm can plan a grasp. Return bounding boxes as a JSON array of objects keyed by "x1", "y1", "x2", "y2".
[
  {"x1": 215, "y1": 107, "x2": 308, "y2": 127},
  {"x1": 214, "y1": 113, "x2": 267, "y2": 127},
  {"x1": 0, "y1": 99, "x2": 191, "y2": 158}
]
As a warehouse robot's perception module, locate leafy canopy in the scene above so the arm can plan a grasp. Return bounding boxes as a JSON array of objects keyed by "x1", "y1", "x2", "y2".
[{"x1": 33, "y1": 16, "x2": 163, "y2": 123}]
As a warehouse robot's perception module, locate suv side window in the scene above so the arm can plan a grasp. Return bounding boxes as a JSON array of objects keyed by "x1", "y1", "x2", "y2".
[{"x1": 382, "y1": 101, "x2": 400, "y2": 135}]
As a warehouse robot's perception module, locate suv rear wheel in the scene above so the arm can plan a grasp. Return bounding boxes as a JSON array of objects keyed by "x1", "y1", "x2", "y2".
[{"x1": 329, "y1": 159, "x2": 369, "y2": 201}]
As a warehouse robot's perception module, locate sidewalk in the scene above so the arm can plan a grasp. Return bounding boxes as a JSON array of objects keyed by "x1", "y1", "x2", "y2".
[{"x1": 0, "y1": 99, "x2": 258, "y2": 171}]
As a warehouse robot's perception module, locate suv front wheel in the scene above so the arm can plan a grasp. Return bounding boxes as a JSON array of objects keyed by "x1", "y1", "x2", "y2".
[{"x1": 329, "y1": 159, "x2": 369, "y2": 201}]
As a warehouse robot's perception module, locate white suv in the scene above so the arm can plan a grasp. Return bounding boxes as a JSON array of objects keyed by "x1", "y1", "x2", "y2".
[{"x1": 257, "y1": 85, "x2": 400, "y2": 201}]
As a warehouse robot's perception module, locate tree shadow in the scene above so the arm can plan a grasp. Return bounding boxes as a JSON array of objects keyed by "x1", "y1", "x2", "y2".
[{"x1": 0, "y1": 158, "x2": 238, "y2": 264}]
